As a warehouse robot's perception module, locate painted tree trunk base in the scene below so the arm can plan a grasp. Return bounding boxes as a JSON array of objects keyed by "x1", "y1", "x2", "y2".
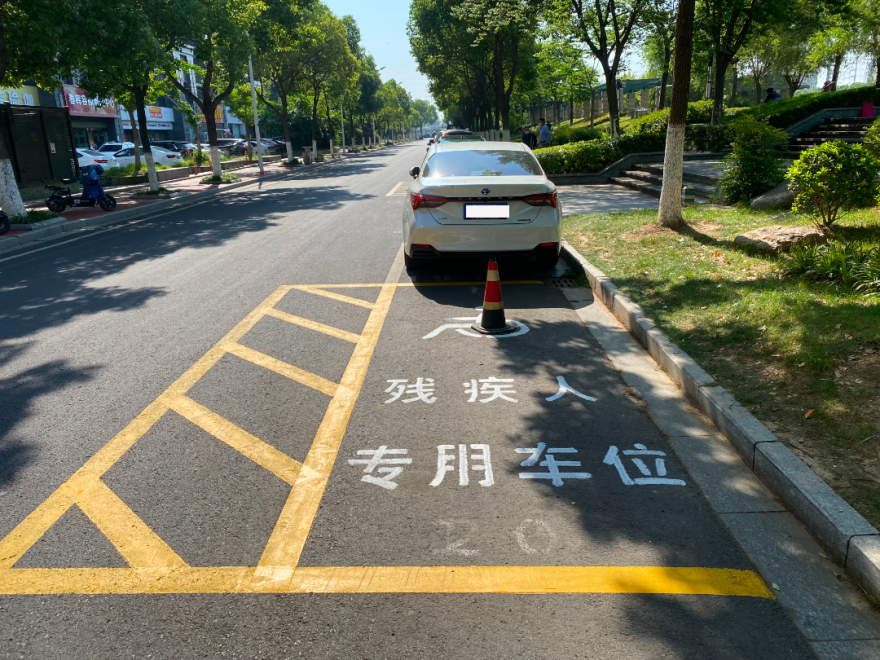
[
  {"x1": 0, "y1": 158, "x2": 28, "y2": 218},
  {"x1": 311, "y1": 140, "x2": 317, "y2": 159},
  {"x1": 145, "y1": 153, "x2": 159, "y2": 192},
  {"x1": 285, "y1": 141, "x2": 293, "y2": 162},
  {"x1": 210, "y1": 146, "x2": 222, "y2": 178},
  {"x1": 657, "y1": 123, "x2": 686, "y2": 228},
  {"x1": 502, "y1": 129, "x2": 510, "y2": 142}
]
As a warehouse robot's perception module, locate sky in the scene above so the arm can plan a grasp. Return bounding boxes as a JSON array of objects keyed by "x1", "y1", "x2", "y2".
[{"x1": 325, "y1": 0, "x2": 434, "y2": 105}]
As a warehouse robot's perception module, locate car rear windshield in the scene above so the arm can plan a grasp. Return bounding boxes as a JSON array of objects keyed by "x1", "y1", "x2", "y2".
[{"x1": 422, "y1": 149, "x2": 543, "y2": 177}]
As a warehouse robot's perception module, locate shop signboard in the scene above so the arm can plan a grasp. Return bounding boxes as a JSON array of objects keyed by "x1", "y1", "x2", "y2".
[
  {"x1": 120, "y1": 105, "x2": 175, "y2": 130},
  {"x1": 63, "y1": 84, "x2": 118, "y2": 116},
  {"x1": 0, "y1": 86, "x2": 41, "y2": 106}
]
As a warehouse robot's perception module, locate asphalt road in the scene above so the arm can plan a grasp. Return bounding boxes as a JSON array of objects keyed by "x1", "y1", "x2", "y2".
[{"x1": 0, "y1": 143, "x2": 820, "y2": 659}]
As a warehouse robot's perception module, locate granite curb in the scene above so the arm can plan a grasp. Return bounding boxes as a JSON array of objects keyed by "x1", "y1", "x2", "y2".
[
  {"x1": 560, "y1": 239, "x2": 880, "y2": 600},
  {"x1": 0, "y1": 160, "x2": 341, "y2": 258}
]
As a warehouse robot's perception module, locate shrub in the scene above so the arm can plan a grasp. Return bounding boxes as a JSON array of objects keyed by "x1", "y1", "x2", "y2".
[
  {"x1": 718, "y1": 116, "x2": 789, "y2": 204},
  {"x1": 784, "y1": 242, "x2": 880, "y2": 295},
  {"x1": 864, "y1": 117, "x2": 880, "y2": 160},
  {"x1": 627, "y1": 100, "x2": 716, "y2": 136},
  {"x1": 550, "y1": 124, "x2": 604, "y2": 146},
  {"x1": 535, "y1": 133, "x2": 667, "y2": 174},
  {"x1": 685, "y1": 124, "x2": 733, "y2": 152},
  {"x1": 786, "y1": 141, "x2": 880, "y2": 231},
  {"x1": 737, "y1": 86, "x2": 880, "y2": 129},
  {"x1": 200, "y1": 172, "x2": 241, "y2": 184}
]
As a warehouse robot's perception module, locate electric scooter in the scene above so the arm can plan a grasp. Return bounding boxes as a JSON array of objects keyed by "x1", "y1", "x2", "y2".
[
  {"x1": 0, "y1": 211, "x2": 9, "y2": 236},
  {"x1": 46, "y1": 165, "x2": 116, "y2": 213}
]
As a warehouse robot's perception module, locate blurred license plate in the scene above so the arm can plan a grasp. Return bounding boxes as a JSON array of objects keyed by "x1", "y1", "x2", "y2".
[{"x1": 464, "y1": 204, "x2": 509, "y2": 219}]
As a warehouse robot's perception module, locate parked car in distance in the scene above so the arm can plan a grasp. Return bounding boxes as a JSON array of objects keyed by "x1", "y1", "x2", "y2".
[
  {"x1": 112, "y1": 146, "x2": 184, "y2": 168},
  {"x1": 97, "y1": 142, "x2": 133, "y2": 154},
  {"x1": 76, "y1": 149, "x2": 120, "y2": 169},
  {"x1": 437, "y1": 130, "x2": 485, "y2": 142},
  {"x1": 151, "y1": 140, "x2": 195, "y2": 156},
  {"x1": 401, "y1": 141, "x2": 561, "y2": 271}
]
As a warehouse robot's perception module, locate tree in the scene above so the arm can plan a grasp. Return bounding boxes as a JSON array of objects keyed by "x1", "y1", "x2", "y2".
[
  {"x1": 154, "y1": 0, "x2": 262, "y2": 178},
  {"x1": 225, "y1": 83, "x2": 258, "y2": 161},
  {"x1": 555, "y1": 0, "x2": 646, "y2": 138},
  {"x1": 0, "y1": 0, "x2": 80, "y2": 216},
  {"x1": 299, "y1": 4, "x2": 358, "y2": 156},
  {"x1": 854, "y1": 0, "x2": 880, "y2": 86},
  {"x1": 739, "y1": 34, "x2": 776, "y2": 104},
  {"x1": 412, "y1": 99, "x2": 438, "y2": 134},
  {"x1": 639, "y1": 0, "x2": 677, "y2": 110},
  {"x1": 696, "y1": 0, "x2": 796, "y2": 124},
  {"x1": 535, "y1": 37, "x2": 598, "y2": 125},
  {"x1": 453, "y1": 0, "x2": 537, "y2": 140},
  {"x1": 77, "y1": 0, "x2": 166, "y2": 192},
  {"x1": 657, "y1": 0, "x2": 697, "y2": 228},
  {"x1": 807, "y1": 12, "x2": 855, "y2": 89},
  {"x1": 252, "y1": 0, "x2": 311, "y2": 162},
  {"x1": 354, "y1": 54, "x2": 383, "y2": 143}
]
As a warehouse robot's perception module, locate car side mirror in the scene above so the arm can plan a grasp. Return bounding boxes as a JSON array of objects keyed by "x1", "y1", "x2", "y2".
[{"x1": 409, "y1": 166, "x2": 420, "y2": 179}]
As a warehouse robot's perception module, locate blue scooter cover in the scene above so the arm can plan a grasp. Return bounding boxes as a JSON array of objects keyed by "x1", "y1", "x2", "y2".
[{"x1": 80, "y1": 164, "x2": 106, "y2": 200}]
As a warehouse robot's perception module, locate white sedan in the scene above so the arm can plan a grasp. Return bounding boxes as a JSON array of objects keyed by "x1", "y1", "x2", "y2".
[
  {"x1": 402, "y1": 142, "x2": 562, "y2": 270},
  {"x1": 112, "y1": 146, "x2": 184, "y2": 168},
  {"x1": 76, "y1": 149, "x2": 119, "y2": 169}
]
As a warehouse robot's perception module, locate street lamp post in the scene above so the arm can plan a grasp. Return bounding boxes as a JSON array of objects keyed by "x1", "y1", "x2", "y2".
[{"x1": 340, "y1": 105, "x2": 345, "y2": 155}]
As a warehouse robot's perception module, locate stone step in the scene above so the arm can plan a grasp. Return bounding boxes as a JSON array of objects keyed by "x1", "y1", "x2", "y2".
[
  {"x1": 824, "y1": 117, "x2": 875, "y2": 125},
  {"x1": 632, "y1": 163, "x2": 720, "y2": 186},
  {"x1": 802, "y1": 130, "x2": 868, "y2": 139},
  {"x1": 611, "y1": 176, "x2": 712, "y2": 201},
  {"x1": 791, "y1": 136, "x2": 863, "y2": 144}
]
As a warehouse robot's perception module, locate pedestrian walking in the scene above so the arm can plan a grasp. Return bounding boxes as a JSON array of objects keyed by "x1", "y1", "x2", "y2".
[
  {"x1": 538, "y1": 118, "x2": 551, "y2": 148},
  {"x1": 521, "y1": 126, "x2": 538, "y2": 149}
]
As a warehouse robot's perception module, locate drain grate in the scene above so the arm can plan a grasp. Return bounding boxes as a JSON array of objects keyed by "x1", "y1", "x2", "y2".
[{"x1": 544, "y1": 277, "x2": 580, "y2": 288}]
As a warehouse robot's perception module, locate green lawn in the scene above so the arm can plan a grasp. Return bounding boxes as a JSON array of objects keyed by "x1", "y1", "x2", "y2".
[{"x1": 563, "y1": 206, "x2": 880, "y2": 528}]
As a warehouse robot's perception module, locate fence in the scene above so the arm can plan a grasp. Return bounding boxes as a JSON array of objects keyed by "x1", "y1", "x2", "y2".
[{"x1": 0, "y1": 104, "x2": 78, "y2": 185}]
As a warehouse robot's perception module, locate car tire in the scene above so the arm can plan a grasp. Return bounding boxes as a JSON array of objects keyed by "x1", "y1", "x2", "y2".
[
  {"x1": 535, "y1": 253, "x2": 559, "y2": 272},
  {"x1": 404, "y1": 251, "x2": 421, "y2": 270}
]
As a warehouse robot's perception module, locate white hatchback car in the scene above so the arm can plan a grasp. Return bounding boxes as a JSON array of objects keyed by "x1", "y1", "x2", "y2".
[{"x1": 402, "y1": 142, "x2": 562, "y2": 270}]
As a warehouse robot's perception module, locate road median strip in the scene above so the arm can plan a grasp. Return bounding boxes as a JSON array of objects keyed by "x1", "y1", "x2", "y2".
[{"x1": 560, "y1": 239, "x2": 880, "y2": 601}]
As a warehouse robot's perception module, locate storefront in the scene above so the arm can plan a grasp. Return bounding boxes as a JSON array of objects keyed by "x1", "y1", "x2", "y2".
[
  {"x1": 120, "y1": 105, "x2": 177, "y2": 142},
  {"x1": 0, "y1": 85, "x2": 42, "y2": 107},
  {"x1": 62, "y1": 85, "x2": 119, "y2": 149}
]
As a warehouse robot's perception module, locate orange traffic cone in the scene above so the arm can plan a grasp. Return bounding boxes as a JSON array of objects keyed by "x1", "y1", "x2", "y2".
[{"x1": 471, "y1": 258, "x2": 517, "y2": 335}]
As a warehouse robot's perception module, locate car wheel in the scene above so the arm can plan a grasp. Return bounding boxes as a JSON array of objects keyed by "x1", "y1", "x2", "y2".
[
  {"x1": 404, "y1": 251, "x2": 421, "y2": 270},
  {"x1": 535, "y1": 253, "x2": 559, "y2": 272}
]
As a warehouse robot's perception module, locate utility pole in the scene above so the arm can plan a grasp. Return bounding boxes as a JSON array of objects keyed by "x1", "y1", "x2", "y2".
[
  {"x1": 247, "y1": 35, "x2": 264, "y2": 175},
  {"x1": 706, "y1": 54, "x2": 713, "y2": 100},
  {"x1": 340, "y1": 105, "x2": 345, "y2": 155}
]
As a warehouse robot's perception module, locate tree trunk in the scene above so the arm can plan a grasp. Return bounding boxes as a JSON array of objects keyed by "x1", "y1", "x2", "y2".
[
  {"x1": 711, "y1": 52, "x2": 728, "y2": 125},
  {"x1": 730, "y1": 65, "x2": 738, "y2": 106},
  {"x1": 753, "y1": 74, "x2": 762, "y2": 105},
  {"x1": 134, "y1": 88, "x2": 158, "y2": 192},
  {"x1": 600, "y1": 62, "x2": 621, "y2": 138},
  {"x1": 876, "y1": 55, "x2": 880, "y2": 86},
  {"x1": 657, "y1": 0, "x2": 696, "y2": 229},
  {"x1": 310, "y1": 88, "x2": 319, "y2": 159},
  {"x1": 785, "y1": 74, "x2": 800, "y2": 99},
  {"x1": 204, "y1": 112, "x2": 222, "y2": 177},
  {"x1": 658, "y1": 44, "x2": 672, "y2": 111},
  {"x1": 831, "y1": 53, "x2": 843, "y2": 87},
  {"x1": 128, "y1": 107, "x2": 141, "y2": 174},
  {"x1": 0, "y1": 137, "x2": 26, "y2": 218}
]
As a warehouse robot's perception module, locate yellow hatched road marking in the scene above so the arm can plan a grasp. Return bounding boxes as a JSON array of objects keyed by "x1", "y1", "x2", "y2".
[
  {"x1": 223, "y1": 342, "x2": 339, "y2": 397},
  {"x1": 298, "y1": 286, "x2": 377, "y2": 309},
  {"x1": 251, "y1": 283, "x2": 397, "y2": 589},
  {"x1": 0, "y1": 274, "x2": 773, "y2": 600},
  {"x1": 169, "y1": 396, "x2": 304, "y2": 486},
  {"x1": 71, "y1": 478, "x2": 187, "y2": 569},
  {"x1": 265, "y1": 307, "x2": 361, "y2": 344},
  {"x1": 0, "y1": 565, "x2": 773, "y2": 598},
  {"x1": 386, "y1": 182, "x2": 409, "y2": 197}
]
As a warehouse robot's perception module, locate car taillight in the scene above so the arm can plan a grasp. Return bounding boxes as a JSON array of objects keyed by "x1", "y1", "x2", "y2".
[
  {"x1": 166, "y1": 155, "x2": 175, "y2": 158},
  {"x1": 523, "y1": 191, "x2": 557, "y2": 208},
  {"x1": 95, "y1": 159, "x2": 107, "y2": 163},
  {"x1": 410, "y1": 192, "x2": 447, "y2": 210}
]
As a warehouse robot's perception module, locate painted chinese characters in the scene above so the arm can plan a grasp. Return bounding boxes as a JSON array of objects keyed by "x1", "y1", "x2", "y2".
[
  {"x1": 545, "y1": 376, "x2": 597, "y2": 402},
  {"x1": 604, "y1": 444, "x2": 686, "y2": 486},
  {"x1": 385, "y1": 378, "x2": 437, "y2": 403},
  {"x1": 430, "y1": 444, "x2": 494, "y2": 487},
  {"x1": 348, "y1": 446, "x2": 412, "y2": 490},
  {"x1": 516, "y1": 442, "x2": 593, "y2": 486},
  {"x1": 464, "y1": 377, "x2": 517, "y2": 403}
]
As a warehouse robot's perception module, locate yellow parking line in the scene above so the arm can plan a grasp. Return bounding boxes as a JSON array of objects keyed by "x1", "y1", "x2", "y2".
[
  {"x1": 265, "y1": 308, "x2": 361, "y2": 344},
  {"x1": 253, "y1": 283, "x2": 397, "y2": 586},
  {"x1": 224, "y1": 342, "x2": 339, "y2": 397},
  {"x1": 385, "y1": 182, "x2": 408, "y2": 196},
  {"x1": 70, "y1": 478, "x2": 187, "y2": 569},
  {"x1": 0, "y1": 490, "x2": 74, "y2": 570},
  {"x1": 298, "y1": 286, "x2": 377, "y2": 309},
  {"x1": 169, "y1": 396, "x2": 304, "y2": 486},
  {"x1": 289, "y1": 281, "x2": 545, "y2": 288},
  {"x1": 0, "y1": 565, "x2": 773, "y2": 598}
]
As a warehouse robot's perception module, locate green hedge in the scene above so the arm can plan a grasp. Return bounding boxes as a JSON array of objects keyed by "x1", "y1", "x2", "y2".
[
  {"x1": 736, "y1": 86, "x2": 880, "y2": 129},
  {"x1": 627, "y1": 100, "x2": 715, "y2": 135},
  {"x1": 535, "y1": 133, "x2": 667, "y2": 175},
  {"x1": 550, "y1": 124, "x2": 604, "y2": 146}
]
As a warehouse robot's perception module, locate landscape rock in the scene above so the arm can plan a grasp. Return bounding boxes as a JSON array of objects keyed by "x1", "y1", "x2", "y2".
[
  {"x1": 734, "y1": 225, "x2": 825, "y2": 253},
  {"x1": 751, "y1": 181, "x2": 794, "y2": 211}
]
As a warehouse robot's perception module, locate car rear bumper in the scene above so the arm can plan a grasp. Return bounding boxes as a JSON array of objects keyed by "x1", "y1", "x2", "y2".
[{"x1": 410, "y1": 243, "x2": 559, "y2": 261}]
